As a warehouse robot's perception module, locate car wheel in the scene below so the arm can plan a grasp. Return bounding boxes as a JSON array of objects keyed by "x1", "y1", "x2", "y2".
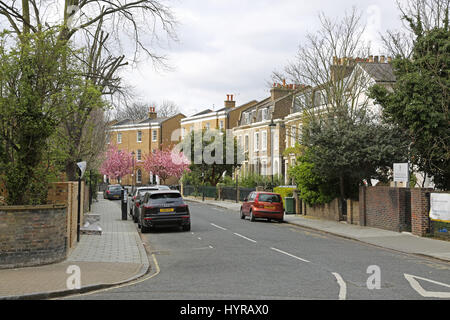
[
  {"x1": 141, "y1": 225, "x2": 149, "y2": 233},
  {"x1": 240, "y1": 208, "x2": 245, "y2": 220},
  {"x1": 182, "y1": 224, "x2": 191, "y2": 232},
  {"x1": 249, "y1": 210, "x2": 255, "y2": 222}
]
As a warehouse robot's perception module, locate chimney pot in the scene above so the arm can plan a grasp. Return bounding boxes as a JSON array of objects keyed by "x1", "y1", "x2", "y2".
[
  {"x1": 374, "y1": 56, "x2": 379, "y2": 63},
  {"x1": 380, "y1": 55, "x2": 385, "y2": 63},
  {"x1": 369, "y1": 55, "x2": 374, "y2": 63}
]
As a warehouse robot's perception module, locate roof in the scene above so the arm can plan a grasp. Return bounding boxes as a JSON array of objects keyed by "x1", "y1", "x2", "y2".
[
  {"x1": 191, "y1": 109, "x2": 214, "y2": 117},
  {"x1": 358, "y1": 62, "x2": 396, "y2": 83},
  {"x1": 138, "y1": 117, "x2": 169, "y2": 124}
]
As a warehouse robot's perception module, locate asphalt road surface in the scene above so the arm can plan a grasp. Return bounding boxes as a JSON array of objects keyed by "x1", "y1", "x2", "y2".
[{"x1": 68, "y1": 201, "x2": 450, "y2": 300}]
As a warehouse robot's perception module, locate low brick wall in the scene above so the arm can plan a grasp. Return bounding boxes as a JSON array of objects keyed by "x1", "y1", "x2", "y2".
[
  {"x1": 359, "y1": 186, "x2": 411, "y2": 232},
  {"x1": 305, "y1": 198, "x2": 341, "y2": 221},
  {"x1": 0, "y1": 205, "x2": 67, "y2": 269},
  {"x1": 347, "y1": 199, "x2": 360, "y2": 225}
]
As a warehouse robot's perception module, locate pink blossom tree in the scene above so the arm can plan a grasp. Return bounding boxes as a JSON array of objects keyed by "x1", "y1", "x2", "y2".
[
  {"x1": 143, "y1": 149, "x2": 190, "y2": 184},
  {"x1": 100, "y1": 145, "x2": 133, "y2": 183}
]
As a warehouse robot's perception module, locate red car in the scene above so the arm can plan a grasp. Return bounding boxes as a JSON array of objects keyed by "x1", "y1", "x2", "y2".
[{"x1": 240, "y1": 192, "x2": 284, "y2": 223}]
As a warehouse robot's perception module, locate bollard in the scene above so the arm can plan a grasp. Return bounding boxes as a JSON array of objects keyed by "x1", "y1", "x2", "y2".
[{"x1": 121, "y1": 189, "x2": 127, "y2": 221}]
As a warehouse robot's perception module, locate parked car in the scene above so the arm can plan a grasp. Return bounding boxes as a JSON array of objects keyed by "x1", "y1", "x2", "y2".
[
  {"x1": 130, "y1": 185, "x2": 172, "y2": 222},
  {"x1": 138, "y1": 190, "x2": 191, "y2": 233},
  {"x1": 103, "y1": 184, "x2": 123, "y2": 200},
  {"x1": 240, "y1": 192, "x2": 284, "y2": 223}
]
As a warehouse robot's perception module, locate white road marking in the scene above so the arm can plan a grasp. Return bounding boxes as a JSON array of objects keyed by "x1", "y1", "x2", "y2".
[
  {"x1": 404, "y1": 274, "x2": 450, "y2": 298},
  {"x1": 270, "y1": 247, "x2": 311, "y2": 263},
  {"x1": 198, "y1": 237, "x2": 202, "y2": 240},
  {"x1": 332, "y1": 272, "x2": 347, "y2": 300},
  {"x1": 211, "y1": 223, "x2": 227, "y2": 231},
  {"x1": 234, "y1": 233, "x2": 257, "y2": 243}
]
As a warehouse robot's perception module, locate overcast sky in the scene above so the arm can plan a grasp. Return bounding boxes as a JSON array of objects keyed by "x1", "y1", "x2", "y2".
[{"x1": 120, "y1": 0, "x2": 405, "y2": 117}]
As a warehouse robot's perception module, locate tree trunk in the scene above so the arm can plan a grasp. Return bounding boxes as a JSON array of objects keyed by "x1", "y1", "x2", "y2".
[{"x1": 22, "y1": 0, "x2": 30, "y2": 34}]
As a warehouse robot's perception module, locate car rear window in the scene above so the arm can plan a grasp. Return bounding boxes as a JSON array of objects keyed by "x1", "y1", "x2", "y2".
[
  {"x1": 138, "y1": 189, "x2": 158, "y2": 196},
  {"x1": 258, "y1": 194, "x2": 281, "y2": 203},
  {"x1": 109, "y1": 186, "x2": 122, "y2": 190},
  {"x1": 150, "y1": 193, "x2": 182, "y2": 200}
]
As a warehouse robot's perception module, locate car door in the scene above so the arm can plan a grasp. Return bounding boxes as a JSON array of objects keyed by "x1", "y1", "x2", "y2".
[{"x1": 243, "y1": 192, "x2": 255, "y2": 214}]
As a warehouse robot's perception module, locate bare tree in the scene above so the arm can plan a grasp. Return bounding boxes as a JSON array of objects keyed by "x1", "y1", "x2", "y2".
[
  {"x1": 274, "y1": 8, "x2": 374, "y2": 122},
  {"x1": 116, "y1": 100, "x2": 180, "y2": 121},
  {"x1": 381, "y1": 0, "x2": 450, "y2": 58},
  {"x1": 0, "y1": 1, "x2": 178, "y2": 180}
]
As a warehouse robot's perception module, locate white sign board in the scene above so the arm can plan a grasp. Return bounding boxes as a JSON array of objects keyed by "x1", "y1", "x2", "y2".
[
  {"x1": 430, "y1": 193, "x2": 450, "y2": 223},
  {"x1": 394, "y1": 163, "x2": 409, "y2": 183}
]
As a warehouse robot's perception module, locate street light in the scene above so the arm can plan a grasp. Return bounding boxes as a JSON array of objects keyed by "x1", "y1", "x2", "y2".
[
  {"x1": 131, "y1": 151, "x2": 135, "y2": 194},
  {"x1": 269, "y1": 119, "x2": 277, "y2": 190}
]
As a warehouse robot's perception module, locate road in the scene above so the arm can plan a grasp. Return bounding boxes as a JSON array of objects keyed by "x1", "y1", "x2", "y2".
[{"x1": 69, "y1": 201, "x2": 450, "y2": 300}]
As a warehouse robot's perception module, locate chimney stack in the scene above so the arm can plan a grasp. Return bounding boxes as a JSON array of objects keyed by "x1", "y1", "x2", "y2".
[
  {"x1": 148, "y1": 106, "x2": 157, "y2": 120},
  {"x1": 387, "y1": 56, "x2": 392, "y2": 63},
  {"x1": 224, "y1": 94, "x2": 236, "y2": 109},
  {"x1": 369, "y1": 55, "x2": 374, "y2": 63},
  {"x1": 380, "y1": 55, "x2": 385, "y2": 63}
]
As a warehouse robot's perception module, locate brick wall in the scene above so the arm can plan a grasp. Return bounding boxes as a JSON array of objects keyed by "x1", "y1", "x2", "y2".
[
  {"x1": 347, "y1": 199, "x2": 360, "y2": 225},
  {"x1": 47, "y1": 182, "x2": 84, "y2": 253},
  {"x1": 359, "y1": 186, "x2": 411, "y2": 232},
  {"x1": 305, "y1": 198, "x2": 341, "y2": 221},
  {"x1": 0, "y1": 205, "x2": 67, "y2": 269},
  {"x1": 411, "y1": 188, "x2": 433, "y2": 236}
]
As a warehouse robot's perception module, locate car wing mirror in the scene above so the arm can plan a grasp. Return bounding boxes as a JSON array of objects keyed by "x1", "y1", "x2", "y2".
[{"x1": 244, "y1": 198, "x2": 248, "y2": 202}]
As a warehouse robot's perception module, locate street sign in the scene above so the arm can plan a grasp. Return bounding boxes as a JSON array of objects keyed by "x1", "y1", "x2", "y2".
[
  {"x1": 430, "y1": 193, "x2": 450, "y2": 223},
  {"x1": 393, "y1": 163, "x2": 409, "y2": 183}
]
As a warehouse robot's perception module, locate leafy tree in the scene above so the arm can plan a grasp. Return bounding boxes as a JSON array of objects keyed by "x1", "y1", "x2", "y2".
[
  {"x1": 369, "y1": 10, "x2": 450, "y2": 190},
  {"x1": 288, "y1": 150, "x2": 338, "y2": 206},
  {"x1": 180, "y1": 129, "x2": 241, "y2": 186},
  {"x1": 0, "y1": 30, "x2": 84, "y2": 205},
  {"x1": 304, "y1": 116, "x2": 410, "y2": 201}
]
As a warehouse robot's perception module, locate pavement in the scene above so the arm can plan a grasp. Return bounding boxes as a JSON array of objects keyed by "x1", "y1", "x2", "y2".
[
  {"x1": 184, "y1": 197, "x2": 450, "y2": 263},
  {"x1": 0, "y1": 196, "x2": 150, "y2": 300}
]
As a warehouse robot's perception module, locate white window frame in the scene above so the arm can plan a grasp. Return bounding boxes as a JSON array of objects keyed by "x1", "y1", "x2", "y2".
[
  {"x1": 137, "y1": 149, "x2": 142, "y2": 161},
  {"x1": 137, "y1": 131, "x2": 142, "y2": 143},
  {"x1": 291, "y1": 126, "x2": 297, "y2": 147},
  {"x1": 136, "y1": 169, "x2": 142, "y2": 184},
  {"x1": 245, "y1": 135, "x2": 249, "y2": 152},
  {"x1": 152, "y1": 130, "x2": 157, "y2": 142},
  {"x1": 117, "y1": 133, "x2": 122, "y2": 144},
  {"x1": 261, "y1": 131, "x2": 267, "y2": 151},
  {"x1": 254, "y1": 132, "x2": 259, "y2": 152}
]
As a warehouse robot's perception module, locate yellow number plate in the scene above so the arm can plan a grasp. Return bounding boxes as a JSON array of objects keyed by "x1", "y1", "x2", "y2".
[
  {"x1": 265, "y1": 206, "x2": 275, "y2": 210},
  {"x1": 160, "y1": 208, "x2": 174, "y2": 213}
]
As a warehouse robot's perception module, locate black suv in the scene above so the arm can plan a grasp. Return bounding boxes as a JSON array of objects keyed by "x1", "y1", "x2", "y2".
[{"x1": 138, "y1": 190, "x2": 191, "y2": 233}]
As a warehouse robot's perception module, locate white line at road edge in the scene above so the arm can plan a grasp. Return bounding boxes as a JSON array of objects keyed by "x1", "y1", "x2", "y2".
[
  {"x1": 234, "y1": 233, "x2": 257, "y2": 243},
  {"x1": 211, "y1": 223, "x2": 227, "y2": 231},
  {"x1": 332, "y1": 272, "x2": 347, "y2": 300},
  {"x1": 270, "y1": 247, "x2": 311, "y2": 263},
  {"x1": 404, "y1": 274, "x2": 450, "y2": 298}
]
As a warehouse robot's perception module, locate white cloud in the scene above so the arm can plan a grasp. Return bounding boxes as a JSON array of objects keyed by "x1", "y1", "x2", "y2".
[{"x1": 121, "y1": 0, "x2": 404, "y2": 117}]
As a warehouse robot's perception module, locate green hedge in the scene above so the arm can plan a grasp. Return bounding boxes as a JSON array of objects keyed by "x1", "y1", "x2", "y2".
[{"x1": 273, "y1": 187, "x2": 295, "y2": 207}]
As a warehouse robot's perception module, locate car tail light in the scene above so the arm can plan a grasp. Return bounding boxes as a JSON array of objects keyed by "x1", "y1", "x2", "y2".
[
  {"x1": 136, "y1": 202, "x2": 140, "y2": 208},
  {"x1": 107, "y1": 190, "x2": 110, "y2": 194}
]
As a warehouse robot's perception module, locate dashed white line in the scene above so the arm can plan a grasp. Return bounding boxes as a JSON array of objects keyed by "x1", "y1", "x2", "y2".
[
  {"x1": 233, "y1": 233, "x2": 257, "y2": 243},
  {"x1": 211, "y1": 223, "x2": 227, "y2": 231},
  {"x1": 332, "y1": 272, "x2": 347, "y2": 300},
  {"x1": 270, "y1": 247, "x2": 311, "y2": 263}
]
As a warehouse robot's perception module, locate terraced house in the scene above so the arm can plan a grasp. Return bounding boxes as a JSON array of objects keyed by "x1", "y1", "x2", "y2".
[
  {"x1": 107, "y1": 107, "x2": 186, "y2": 186},
  {"x1": 282, "y1": 55, "x2": 397, "y2": 184},
  {"x1": 180, "y1": 94, "x2": 258, "y2": 140},
  {"x1": 234, "y1": 82, "x2": 306, "y2": 180}
]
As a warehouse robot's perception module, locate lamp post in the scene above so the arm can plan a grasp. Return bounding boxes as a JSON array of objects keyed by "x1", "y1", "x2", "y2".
[
  {"x1": 131, "y1": 151, "x2": 135, "y2": 194},
  {"x1": 269, "y1": 119, "x2": 277, "y2": 191}
]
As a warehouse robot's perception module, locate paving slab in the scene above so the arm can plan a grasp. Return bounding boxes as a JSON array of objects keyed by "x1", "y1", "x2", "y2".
[{"x1": 0, "y1": 197, "x2": 149, "y2": 300}]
